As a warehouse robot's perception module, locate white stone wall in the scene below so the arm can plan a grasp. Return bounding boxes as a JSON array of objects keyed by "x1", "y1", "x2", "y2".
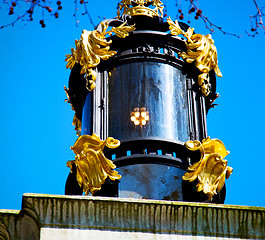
[{"x1": 40, "y1": 228, "x2": 252, "y2": 240}]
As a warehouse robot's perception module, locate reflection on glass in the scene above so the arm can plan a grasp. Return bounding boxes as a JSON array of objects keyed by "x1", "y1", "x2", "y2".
[
  {"x1": 81, "y1": 92, "x2": 92, "y2": 135},
  {"x1": 108, "y1": 62, "x2": 189, "y2": 142}
]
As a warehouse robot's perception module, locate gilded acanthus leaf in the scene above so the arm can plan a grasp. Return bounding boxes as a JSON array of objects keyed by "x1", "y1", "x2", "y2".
[
  {"x1": 65, "y1": 21, "x2": 135, "y2": 91},
  {"x1": 167, "y1": 17, "x2": 222, "y2": 96},
  {"x1": 72, "y1": 114, "x2": 82, "y2": 136},
  {"x1": 111, "y1": 22, "x2": 136, "y2": 38},
  {"x1": 182, "y1": 137, "x2": 233, "y2": 200},
  {"x1": 167, "y1": 17, "x2": 194, "y2": 41},
  {"x1": 168, "y1": 17, "x2": 184, "y2": 36},
  {"x1": 65, "y1": 48, "x2": 77, "y2": 70},
  {"x1": 67, "y1": 133, "x2": 121, "y2": 195},
  {"x1": 152, "y1": 0, "x2": 164, "y2": 16}
]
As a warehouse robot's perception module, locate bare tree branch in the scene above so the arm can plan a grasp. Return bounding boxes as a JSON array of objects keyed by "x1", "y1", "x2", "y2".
[
  {"x1": 83, "y1": 1, "x2": 96, "y2": 28},
  {"x1": 175, "y1": 0, "x2": 243, "y2": 37},
  {"x1": 1, "y1": 0, "x2": 264, "y2": 37},
  {"x1": 1, "y1": 0, "x2": 62, "y2": 29},
  {"x1": 174, "y1": 0, "x2": 264, "y2": 37},
  {"x1": 246, "y1": 0, "x2": 265, "y2": 36}
]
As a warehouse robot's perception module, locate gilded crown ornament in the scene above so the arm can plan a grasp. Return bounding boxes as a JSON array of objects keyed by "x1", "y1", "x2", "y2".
[{"x1": 117, "y1": 0, "x2": 164, "y2": 18}]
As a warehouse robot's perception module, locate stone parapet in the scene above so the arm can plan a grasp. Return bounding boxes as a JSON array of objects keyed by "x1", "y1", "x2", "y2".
[{"x1": 0, "y1": 193, "x2": 264, "y2": 239}]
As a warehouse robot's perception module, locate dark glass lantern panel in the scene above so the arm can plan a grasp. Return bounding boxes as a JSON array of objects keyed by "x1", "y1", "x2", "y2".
[
  {"x1": 81, "y1": 92, "x2": 92, "y2": 135},
  {"x1": 108, "y1": 61, "x2": 189, "y2": 142}
]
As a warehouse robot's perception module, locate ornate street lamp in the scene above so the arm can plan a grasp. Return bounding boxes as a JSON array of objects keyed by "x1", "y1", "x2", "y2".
[{"x1": 64, "y1": 0, "x2": 232, "y2": 203}]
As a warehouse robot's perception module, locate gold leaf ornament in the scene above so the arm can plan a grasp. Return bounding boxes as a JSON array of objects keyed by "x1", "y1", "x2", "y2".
[
  {"x1": 65, "y1": 21, "x2": 135, "y2": 91},
  {"x1": 167, "y1": 17, "x2": 194, "y2": 41},
  {"x1": 72, "y1": 114, "x2": 82, "y2": 136},
  {"x1": 167, "y1": 17, "x2": 222, "y2": 96},
  {"x1": 183, "y1": 137, "x2": 233, "y2": 200},
  {"x1": 67, "y1": 134, "x2": 121, "y2": 195},
  {"x1": 111, "y1": 22, "x2": 135, "y2": 38}
]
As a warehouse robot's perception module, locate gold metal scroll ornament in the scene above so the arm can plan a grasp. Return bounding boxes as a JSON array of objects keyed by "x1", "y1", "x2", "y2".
[
  {"x1": 117, "y1": 0, "x2": 164, "y2": 18},
  {"x1": 182, "y1": 137, "x2": 233, "y2": 200},
  {"x1": 65, "y1": 21, "x2": 135, "y2": 91},
  {"x1": 167, "y1": 17, "x2": 222, "y2": 96},
  {"x1": 67, "y1": 134, "x2": 121, "y2": 195}
]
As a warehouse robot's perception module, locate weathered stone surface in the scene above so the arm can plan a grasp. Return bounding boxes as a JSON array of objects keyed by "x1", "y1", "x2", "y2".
[{"x1": 0, "y1": 194, "x2": 264, "y2": 239}]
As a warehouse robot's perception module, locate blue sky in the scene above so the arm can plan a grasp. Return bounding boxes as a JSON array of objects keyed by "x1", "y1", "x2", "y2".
[{"x1": 0, "y1": 0, "x2": 265, "y2": 210}]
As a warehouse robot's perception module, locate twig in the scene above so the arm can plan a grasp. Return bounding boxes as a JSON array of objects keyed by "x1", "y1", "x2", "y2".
[
  {"x1": 83, "y1": 1, "x2": 96, "y2": 28},
  {"x1": 253, "y1": 0, "x2": 265, "y2": 29},
  {"x1": 1, "y1": 11, "x2": 28, "y2": 29},
  {"x1": 1, "y1": 0, "x2": 62, "y2": 29},
  {"x1": 246, "y1": 3, "x2": 265, "y2": 36},
  {"x1": 73, "y1": 0, "x2": 79, "y2": 27},
  {"x1": 186, "y1": 0, "x2": 243, "y2": 38}
]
